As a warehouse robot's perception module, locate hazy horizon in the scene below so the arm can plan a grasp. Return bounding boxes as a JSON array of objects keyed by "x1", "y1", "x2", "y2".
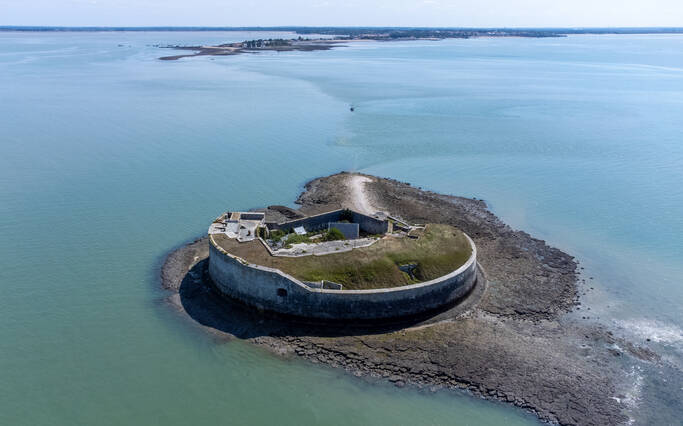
[
  {"x1": 2, "y1": 0, "x2": 682, "y2": 28},
  {"x1": 2, "y1": 25, "x2": 683, "y2": 30}
]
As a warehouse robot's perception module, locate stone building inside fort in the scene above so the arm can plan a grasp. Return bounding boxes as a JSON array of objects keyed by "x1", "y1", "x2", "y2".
[{"x1": 209, "y1": 208, "x2": 407, "y2": 256}]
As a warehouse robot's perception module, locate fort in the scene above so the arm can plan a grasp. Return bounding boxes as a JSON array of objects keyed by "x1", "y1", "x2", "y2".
[{"x1": 207, "y1": 206, "x2": 478, "y2": 320}]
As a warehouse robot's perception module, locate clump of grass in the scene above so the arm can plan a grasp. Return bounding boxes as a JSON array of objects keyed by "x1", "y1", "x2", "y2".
[
  {"x1": 268, "y1": 229, "x2": 286, "y2": 242},
  {"x1": 286, "y1": 233, "x2": 312, "y2": 245},
  {"x1": 339, "y1": 209, "x2": 354, "y2": 222},
  {"x1": 323, "y1": 227, "x2": 345, "y2": 241}
]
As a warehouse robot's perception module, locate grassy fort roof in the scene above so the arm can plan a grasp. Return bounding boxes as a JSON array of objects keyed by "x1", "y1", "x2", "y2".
[
  {"x1": 207, "y1": 200, "x2": 478, "y2": 320},
  {"x1": 212, "y1": 223, "x2": 471, "y2": 290}
]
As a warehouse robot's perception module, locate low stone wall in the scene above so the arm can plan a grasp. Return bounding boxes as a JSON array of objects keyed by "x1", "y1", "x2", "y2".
[
  {"x1": 328, "y1": 222, "x2": 359, "y2": 239},
  {"x1": 271, "y1": 209, "x2": 388, "y2": 235},
  {"x1": 208, "y1": 233, "x2": 478, "y2": 320},
  {"x1": 271, "y1": 210, "x2": 342, "y2": 233},
  {"x1": 351, "y1": 211, "x2": 388, "y2": 235}
]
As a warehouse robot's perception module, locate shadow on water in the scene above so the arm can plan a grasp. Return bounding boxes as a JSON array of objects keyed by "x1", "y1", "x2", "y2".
[{"x1": 177, "y1": 259, "x2": 485, "y2": 339}]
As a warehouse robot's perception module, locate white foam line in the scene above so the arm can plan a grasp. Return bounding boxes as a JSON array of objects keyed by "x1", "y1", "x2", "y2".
[{"x1": 615, "y1": 318, "x2": 683, "y2": 345}]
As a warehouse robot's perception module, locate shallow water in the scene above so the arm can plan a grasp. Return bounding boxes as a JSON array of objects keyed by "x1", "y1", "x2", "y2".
[{"x1": 1, "y1": 31, "x2": 681, "y2": 424}]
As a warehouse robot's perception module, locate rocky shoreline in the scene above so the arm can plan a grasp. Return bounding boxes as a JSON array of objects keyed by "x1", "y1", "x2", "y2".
[
  {"x1": 158, "y1": 39, "x2": 340, "y2": 60},
  {"x1": 161, "y1": 172, "x2": 659, "y2": 425}
]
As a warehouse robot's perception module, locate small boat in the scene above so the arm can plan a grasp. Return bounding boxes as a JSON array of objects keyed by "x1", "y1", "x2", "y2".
[{"x1": 350, "y1": 106, "x2": 355, "y2": 112}]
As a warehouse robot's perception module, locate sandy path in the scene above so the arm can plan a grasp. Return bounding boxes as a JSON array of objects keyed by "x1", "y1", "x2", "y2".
[{"x1": 346, "y1": 175, "x2": 375, "y2": 215}]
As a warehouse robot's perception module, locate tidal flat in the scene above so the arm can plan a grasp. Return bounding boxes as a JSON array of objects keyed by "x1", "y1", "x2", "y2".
[{"x1": 161, "y1": 172, "x2": 670, "y2": 426}]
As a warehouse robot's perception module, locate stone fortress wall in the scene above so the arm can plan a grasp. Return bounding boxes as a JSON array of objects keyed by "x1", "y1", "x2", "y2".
[
  {"x1": 269, "y1": 209, "x2": 389, "y2": 235},
  {"x1": 208, "y1": 232, "x2": 478, "y2": 320}
]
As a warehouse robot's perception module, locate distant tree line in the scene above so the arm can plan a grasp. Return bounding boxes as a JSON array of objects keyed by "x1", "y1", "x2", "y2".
[
  {"x1": 4, "y1": 27, "x2": 683, "y2": 37},
  {"x1": 287, "y1": 27, "x2": 683, "y2": 38},
  {"x1": 288, "y1": 27, "x2": 565, "y2": 39},
  {"x1": 242, "y1": 38, "x2": 292, "y2": 49}
]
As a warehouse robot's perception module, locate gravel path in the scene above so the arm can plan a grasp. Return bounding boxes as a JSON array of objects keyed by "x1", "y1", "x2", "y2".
[{"x1": 345, "y1": 175, "x2": 376, "y2": 215}]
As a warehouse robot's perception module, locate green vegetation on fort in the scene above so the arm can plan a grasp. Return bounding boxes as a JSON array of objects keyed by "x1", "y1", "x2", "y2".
[
  {"x1": 268, "y1": 227, "x2": 346, "y2": 247},
  {"x1": 324, "y1": 227, "x2": 345, "y2": 242},
  {"x1": 268, "y1": 229, "x2": 286, "y2": 242},
  {"x1": 215, "y1": 224, "x2": 471, "y2": 290}
]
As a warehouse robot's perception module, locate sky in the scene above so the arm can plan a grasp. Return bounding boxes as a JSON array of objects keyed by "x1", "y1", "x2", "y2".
[{"x1": 1, "y1": 0, "x2": 682, "y2": 28}]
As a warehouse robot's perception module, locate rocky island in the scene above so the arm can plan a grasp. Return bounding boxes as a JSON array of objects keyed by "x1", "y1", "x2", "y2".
[
  {"x1": 161, "y1": 172, "x2": 661, "y2": 425},
  {"x1": 158, "y1": 28, "x2": 568, "y2": 60},
  {"x1": 159, "y1": 38, "x2": 342, "y2": 60}
]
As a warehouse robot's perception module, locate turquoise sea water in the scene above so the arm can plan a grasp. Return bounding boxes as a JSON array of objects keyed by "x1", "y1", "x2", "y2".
[{"x1": 1, "y1": 31, "x2": 682, "y2": 425}]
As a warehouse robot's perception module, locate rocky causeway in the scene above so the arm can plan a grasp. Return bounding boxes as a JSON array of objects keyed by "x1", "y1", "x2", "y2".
[{"x1": 161, "y1": 172, "x2": 663, "y2": 425}]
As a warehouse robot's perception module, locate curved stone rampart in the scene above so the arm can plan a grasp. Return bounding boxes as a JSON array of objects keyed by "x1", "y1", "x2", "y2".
[{"x1": 208, "y1": 234, "x2": 478, "y2": 320}]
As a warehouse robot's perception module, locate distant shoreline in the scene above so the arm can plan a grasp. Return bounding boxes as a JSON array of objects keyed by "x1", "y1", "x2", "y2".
[
  {"x1": 3, "y1": 25, "x2": 683, "y2": 34},
  {"x1": 155, "y1": 26, "x2": 683, "y2": 60},
  {"x1": 6, "y1": 26, "x2": 682, "y2": 62}
]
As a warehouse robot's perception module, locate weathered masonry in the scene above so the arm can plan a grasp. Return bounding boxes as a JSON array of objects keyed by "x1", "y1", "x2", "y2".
[
  {"x1": 207, "y1": 232, "x2": 478, "y2": 320},
  {"x1": 269, "y1": 209, "x2": 390, "y2": 236}
]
